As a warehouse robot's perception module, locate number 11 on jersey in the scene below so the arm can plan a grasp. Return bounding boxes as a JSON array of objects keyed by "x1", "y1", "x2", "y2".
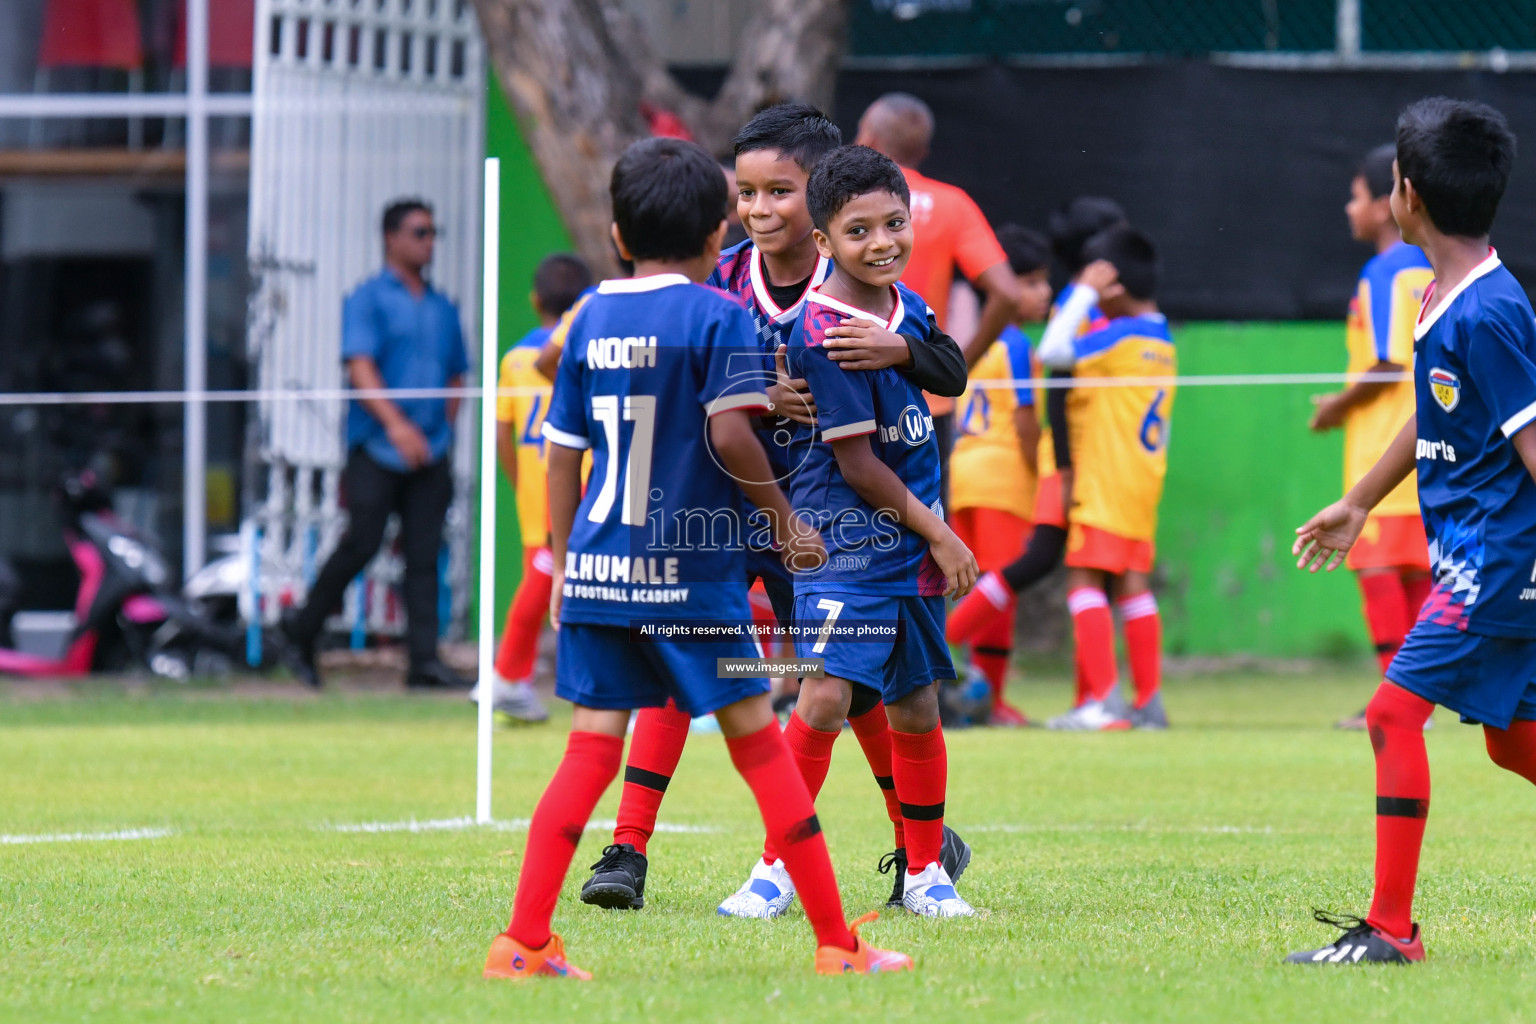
[{"x1": 588, "y1": 393, "x2": 657, "y2": 527}]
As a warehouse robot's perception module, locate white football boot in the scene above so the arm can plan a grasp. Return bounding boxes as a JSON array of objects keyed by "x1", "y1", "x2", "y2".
[
  {"x1": 716, "y1": 858, "x2": 796, "y2": 919},
  {"x1": 901, "y1": 860, "x2": 975, "y2": 918}
]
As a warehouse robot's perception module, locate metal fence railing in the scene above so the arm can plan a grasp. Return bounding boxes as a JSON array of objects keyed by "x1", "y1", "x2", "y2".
[{"x1": 849, "y1": 0, "x2": 1536, "y2": 61}]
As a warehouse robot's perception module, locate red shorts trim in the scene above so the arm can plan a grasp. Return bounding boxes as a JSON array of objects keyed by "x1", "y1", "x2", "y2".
[
  {"x1": 951, "y1": 507, "x2": 1032, "y2": 573},
  {"x1": 1347, "y1": 513, "x2": 1430, "y2": 572},
  {"x1": 1065, "y1": 524, "x2": 1154, "y2": 575},
  {"x1": 1032, "y1": 473, "x2": 1066, "y2": 529}
]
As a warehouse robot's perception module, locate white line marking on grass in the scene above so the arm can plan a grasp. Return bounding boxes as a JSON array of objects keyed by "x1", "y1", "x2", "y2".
[
  {"x1": 0, "y1": 827, "x2": 174, "y2": 845},
  {"x1": 326, "y1": 817, "x2": 719, "y2": 835},
  {"x1": 961, "y1": 823, "x2": 1277, "y2": 836}
]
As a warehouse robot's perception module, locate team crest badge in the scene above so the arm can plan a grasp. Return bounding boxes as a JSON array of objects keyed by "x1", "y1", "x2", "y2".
[{"x1": 1429, "y1": 367, "x2": 1460, "y2": 412}]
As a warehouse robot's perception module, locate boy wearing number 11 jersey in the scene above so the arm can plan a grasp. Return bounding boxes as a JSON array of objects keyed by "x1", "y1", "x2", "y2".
[{"x1": 482, "y1": 137, "x2": 910, "y2": 980}]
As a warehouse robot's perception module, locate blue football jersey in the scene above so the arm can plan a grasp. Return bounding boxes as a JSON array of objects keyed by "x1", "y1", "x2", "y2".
[
  {"x1": 785, "y1": 283, "x2": 947, "y2": 596},
  {"x1": 709, "y1": 240, "x2": 833, "y2": 479},
  {"x1": 1412, "y1": 251, "x2": 1536, "y2": 637},
  {"x1": 541, "y1": 274, "x2": 773, "y2": 626}
]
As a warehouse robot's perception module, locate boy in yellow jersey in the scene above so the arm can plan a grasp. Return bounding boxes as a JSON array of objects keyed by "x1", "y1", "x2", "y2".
[
  {"x1": 1036, "y1": 226, "x2": 1174, "y2": 731},
  {"x1": 945, "y1": 198, "x2": 1127, "y2": 712},
  {"x1": 949, "y1": 225, "x2": 1052, "y2": 725},
  {"x1": 1309, "y1": 144, "x2": 1435, "y2": 730},
  {"x1": 482, "y1": 254, "x2": 592, "y2": 723}
]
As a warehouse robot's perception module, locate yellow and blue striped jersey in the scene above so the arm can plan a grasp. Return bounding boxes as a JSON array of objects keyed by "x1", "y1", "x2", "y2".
[
  {"x1": 1344, "y1": 242, "x2": 1433, "y2": 517},
  {"x1": 1066, "y1": 313, "x2": 1176, "y2": 541},
  {"x1": 952, "y1": 325, "x2": 1036, "y2": 518}
]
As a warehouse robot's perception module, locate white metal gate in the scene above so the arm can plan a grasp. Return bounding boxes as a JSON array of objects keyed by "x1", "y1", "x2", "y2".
[{"x1": 245, "y1": 0, "x2": 484, "y2": 642}]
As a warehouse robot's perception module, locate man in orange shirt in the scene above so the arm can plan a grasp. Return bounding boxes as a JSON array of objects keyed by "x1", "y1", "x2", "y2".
[{"x1": 855, "y1": 92, "x2": 1022, "y2": 501}]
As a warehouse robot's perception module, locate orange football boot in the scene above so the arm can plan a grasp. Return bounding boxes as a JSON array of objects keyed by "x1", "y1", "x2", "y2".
[
  {"x1": 814, "y1": 912, "x2": 914, "y2": 975},
  {"x1": 483, "y1": 932, "x2": 592, "y2": 981}
]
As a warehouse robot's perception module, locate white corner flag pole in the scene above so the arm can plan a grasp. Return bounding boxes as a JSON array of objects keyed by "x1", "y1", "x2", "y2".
[{"x1": 475, "y1": 158, "x2": 500, "y2": 824}]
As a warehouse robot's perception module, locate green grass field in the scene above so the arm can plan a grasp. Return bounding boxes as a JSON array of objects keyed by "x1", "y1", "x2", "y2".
[{"x1": 6, "y1": 671, "x2": 1536, "y2": 1023}]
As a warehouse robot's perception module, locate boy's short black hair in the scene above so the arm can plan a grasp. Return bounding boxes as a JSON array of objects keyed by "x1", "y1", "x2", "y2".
[
  {"x1": 1397, "y1": 96, "x2": 1517, "y2": 238},
  {"x1": 382, "y1": 198, "x2": 431, "y2": 235},
  {"x1": 1357, "y1": 143, "x2": 1397, "y2": 199},
  {"x1": 806, "y1": 145, "x2": 910, "y2": 232},
  {"x1": 610, "y1": 137, "x2": 728, "y2": 262},
  {"x1": 1082, "y1": 225, "x2": 1159, "y2": 301},
  {"x1": 1047, "y1": 196, "x2": 1128, "y2": 275},
  {"x1": 732, "y1": 102, "x2": 842, "y2": 172},
  {"x1": 996, "y1": 224, "x2": 1050, "y2": 275},
  {"x1": 532, "y1": 253, "x2": 592, "y2": 317}
]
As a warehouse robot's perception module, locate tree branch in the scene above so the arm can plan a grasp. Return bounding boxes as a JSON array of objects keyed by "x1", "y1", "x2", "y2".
[{"x1": 473, "y1": 0, "x2": 850, "y2": 275}]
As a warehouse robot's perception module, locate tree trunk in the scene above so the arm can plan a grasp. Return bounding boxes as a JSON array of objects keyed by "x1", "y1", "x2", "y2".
[{"x1": 473, "y1": 0, "x2": 850, "y2": 276}]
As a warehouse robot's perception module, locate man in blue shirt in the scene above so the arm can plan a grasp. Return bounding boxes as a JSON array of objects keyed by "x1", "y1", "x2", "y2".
[
  {"x1": 281, "y1": 199, "x2": 470, "y2": 690},
  {"x1": 1289, "y1": 98, "x2": 1534, "y2": 966}
]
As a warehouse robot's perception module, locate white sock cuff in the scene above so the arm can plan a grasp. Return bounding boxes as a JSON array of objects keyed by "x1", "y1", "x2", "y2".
[
  {"x1": 978, "y1": 571, "x2": 1011, "y2": 610},
  {"x1": 1118, "y1": 593, "x2": 1159, "y2": 621},
  {"x1": 531, "y1": 547, "x2": 555, "y2": 576},
  {"x1": 1067, "y1": 588, "x2": 1109, "y2": 615}
]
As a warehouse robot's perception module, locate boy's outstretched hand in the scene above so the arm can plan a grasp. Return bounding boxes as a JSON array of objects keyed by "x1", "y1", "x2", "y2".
[
  {"x1": 931, "y1": 529, "x2": 979, "y2": 599},
  {"x1": 822, "y1": 318, "x2": 912, "y2": 371},
  {"x1": 1293, "y1": 500, "x2": 1369, "y2": 573}
]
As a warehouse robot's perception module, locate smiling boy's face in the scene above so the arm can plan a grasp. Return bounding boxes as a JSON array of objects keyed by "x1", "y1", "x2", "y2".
[
  {"x1": 734, "y1": 149, "x2": 813, "y2": 258},
  {"x1": 812, "y1": 189, "x2": 912, "y2": 290}
]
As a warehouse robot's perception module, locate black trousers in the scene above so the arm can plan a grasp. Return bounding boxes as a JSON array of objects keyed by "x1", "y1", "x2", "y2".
[{"x1": 292, "y1": 448, "x2": 454, "y2": 666}]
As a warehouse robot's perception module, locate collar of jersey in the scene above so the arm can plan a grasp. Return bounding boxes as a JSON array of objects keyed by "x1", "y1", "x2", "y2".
[
  {"x1": 597, "y1": 273, "x2": 691, "y2": 294},
  {"x1": 1414, "y1": 248, "x2": 1500, "y2": 341},
  {"x1": 805, "y1": 286, "x2": 905, "y2": 331},
  {"x1": 749, "y1": 247, "x2": 831, "y2": 322}
]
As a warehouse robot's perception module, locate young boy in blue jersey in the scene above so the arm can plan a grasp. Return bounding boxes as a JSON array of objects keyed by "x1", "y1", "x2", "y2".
[
  {"x1": 1290, "y1": 97, "x2": 1532, "y2": 965},
  {"x1": 483, "y1": 137, "x2": 911, "y2": 980},
  {"x1": 721, "y1": 144, "x2": 980, "y2": 920},
  {"x1": 586, "y1": 104, "x2": 970, "y2": 917}
]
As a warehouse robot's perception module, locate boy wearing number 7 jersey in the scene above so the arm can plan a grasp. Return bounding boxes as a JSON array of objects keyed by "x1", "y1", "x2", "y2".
[{"x1": 1035, "y1": 225, "x2": 1176, "y2": 732}]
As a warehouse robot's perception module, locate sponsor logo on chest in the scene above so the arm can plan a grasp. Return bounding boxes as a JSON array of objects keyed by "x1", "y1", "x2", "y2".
[{"x1": 880, "y1": 404, "x2": 935, "y2": 446}]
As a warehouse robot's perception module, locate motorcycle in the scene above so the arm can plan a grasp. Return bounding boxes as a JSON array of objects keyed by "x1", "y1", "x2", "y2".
[{"x1": 0, "y1": 471, "x2": 270, "y2": 680}]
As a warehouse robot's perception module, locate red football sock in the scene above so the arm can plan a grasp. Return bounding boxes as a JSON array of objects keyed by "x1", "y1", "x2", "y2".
[
  {"x1": 1073, "y1": 648, "x2": 1090, "y2": 707},
  {"x1": 847, "y1": 704, "x2": 904, "y2": 850},
  {"x1": 1118, "y1": 593, "x2": 1161, "y2": 707},
  {"x1": 1403, "y1": 572, "x2": 1433, "y2": 631},
  {"x1": 945, "y1": 571, "x2": 1012, "y2": 646},
  {"x1": 1068, "y1": 587, "x2": 1118, "y2": 702},
  {"x1": 507, "y1": 730, "x2": 624, "y2": 949},
  {"x1": 1358, "y1": 572, "x2": 1411, "y2": 679},
  {"x1": 763, "y1": 713, "x2": 839, "y2": 864},
  {"x1": 1364, "y1": 682, "x2": 1434, "y2": 940},
  {"x1": 972, "y1": 604, "x2": 1015, "y2": 705},
  {"x1": 493, "y1": 548, "x2": 553, "y2": 681},
  {"x1": 611, "y1": 701, "x2": 692, "y2": 854},
  {"x1": 1484, "y1": 719, "x2": 1536, "y2": 784},
  {"x1": 727, "y1": 722, "x2": 854, "y2": 950},
  {"x1": 890, "y1": 724, "x2": 947, "y2": 873}
]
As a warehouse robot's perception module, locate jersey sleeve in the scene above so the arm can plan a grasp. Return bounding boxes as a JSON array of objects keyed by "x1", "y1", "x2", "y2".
[
  {"x1": 949, "y1": 188, "x2": 1009, "y2": 282},
  {"x1": 799, "y1": 310, "x2": 878, "y2": 440},
  {"x1": 1002, "y1": 328, "x2": 1035, "y2": 406},
  {"x1": 1072, "y1": 321, "x2": 1123, "y2": 368},
  {"x1": 1361, "y1": 260, "x2": 1403, "y2": 363},
  {"x1": 700, "y1": 302, "x2": 772, "y2": 417},
  {"x1": 540, "y1": 335, "x2": 590, "y2": 450},
  {"x1": 1465, "y1": 313, "x2": 1536, "y2": 438},
  {"x1": 496, "y1": 350, "x2": 519, "y2": 423}
]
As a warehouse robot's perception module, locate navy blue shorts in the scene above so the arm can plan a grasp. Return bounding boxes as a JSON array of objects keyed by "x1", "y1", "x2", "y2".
[
  {"x1": 554, "y1": 622, "x2": 769, "y2": 718},
  {"x1": 1387, "y1": 621, "x2": 1536, "y2": 729},
  {"x1": 791, "y1": 590, "x2": 956, "y2": 704}
]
